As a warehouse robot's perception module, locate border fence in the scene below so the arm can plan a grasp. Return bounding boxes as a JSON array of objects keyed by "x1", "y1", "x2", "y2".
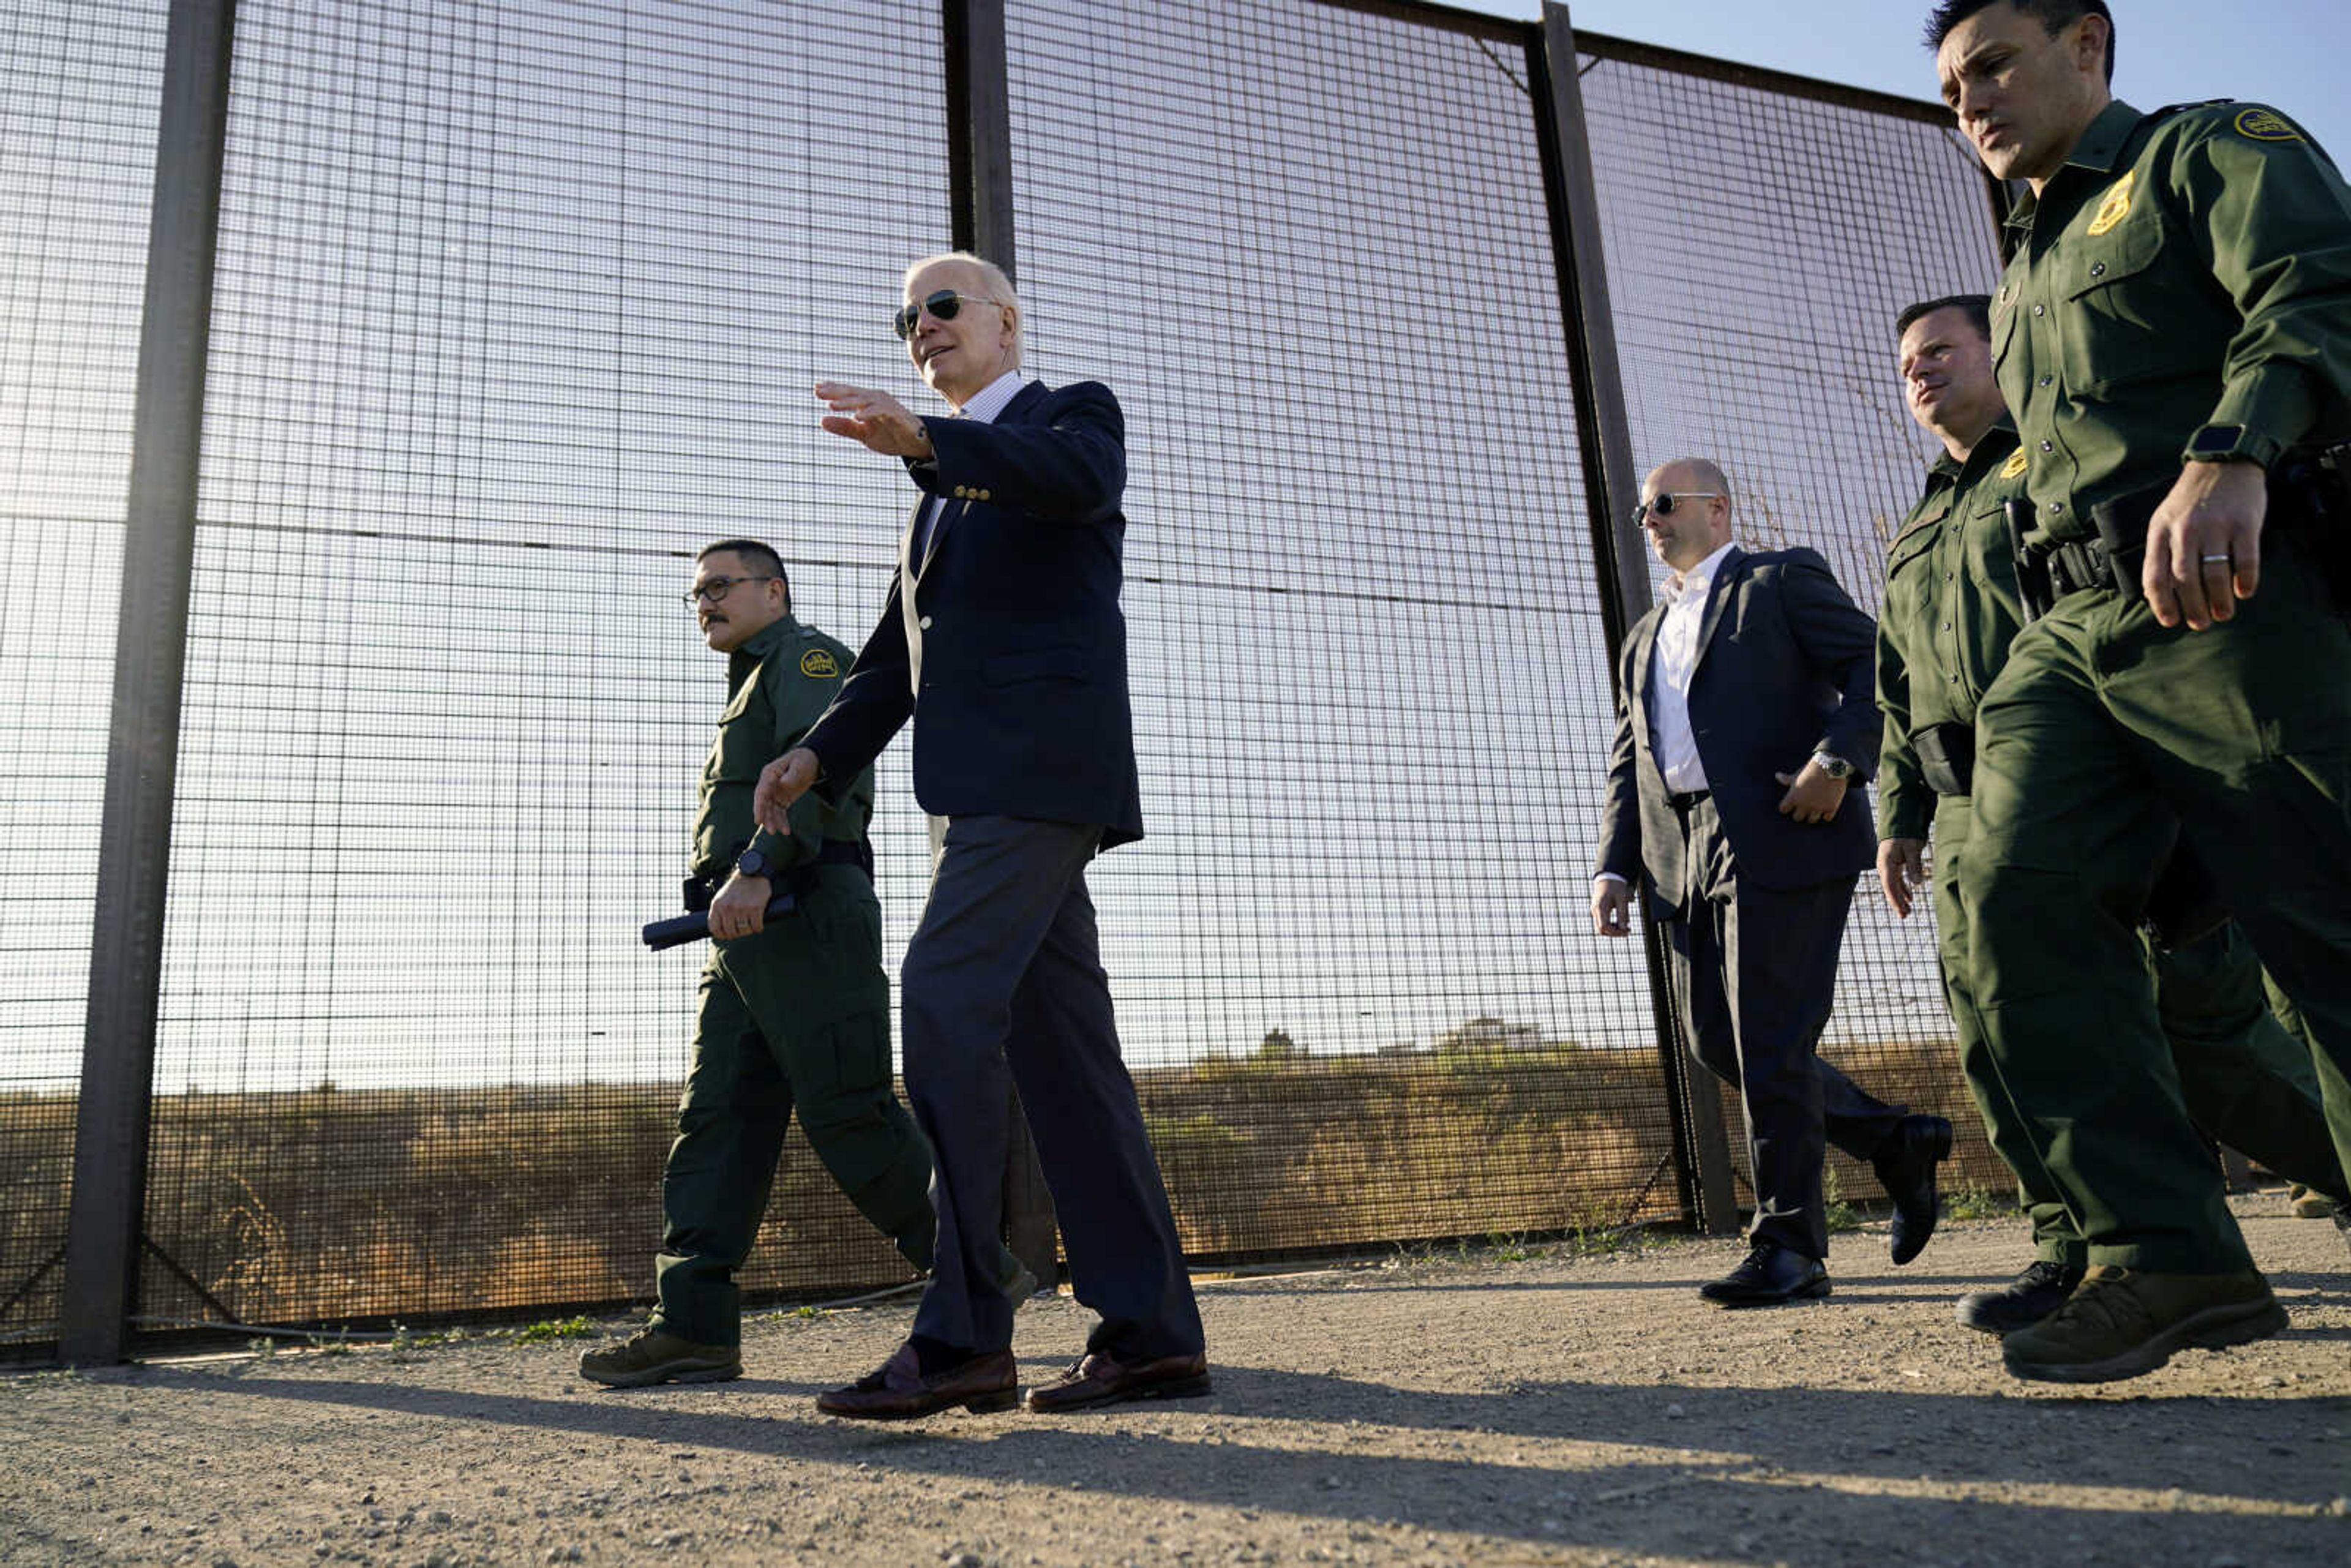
[{"x1": 1, "y1": 0, "x2": 2006, "y2": 1361}]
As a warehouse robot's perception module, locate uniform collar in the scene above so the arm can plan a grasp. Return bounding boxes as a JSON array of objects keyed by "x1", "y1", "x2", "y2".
[
  {"x1": 726, "y1": 612, "x2": 800, "y2": 680},
  {"x1": 2063, "y1": 99, "x2": 2143, "y2": 176},
  {"x1": 2004, "y1": 100, "x2": 2142, "y2": 239},
  {"x1": 1959, "y1": 416, "x2": 2020, "y2": 482}
]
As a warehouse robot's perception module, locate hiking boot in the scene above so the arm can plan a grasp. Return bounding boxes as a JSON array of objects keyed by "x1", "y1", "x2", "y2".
[
  {"x1": 2288, "y1": 1184, "x2": 2339, "y2": 1220},
  {"x1": 578, "y1": 1328, "x2": 741, "y2": 1389},
  {"x1": 2000, "y1": 1266, "x2": 2285, "y2": 1384},
  {"x1": 1955, "y1": 1259, "x2": 2084, "y2": 1336}
]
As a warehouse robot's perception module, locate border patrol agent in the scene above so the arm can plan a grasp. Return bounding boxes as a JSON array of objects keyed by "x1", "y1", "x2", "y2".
[
  {"x1": 1930, "y1": 0, "x2": 2351, "y2": 1382},
  {"x1": 580, "y1": 539, "x2": 941, "y2": 1387},
  {"x1": 1877, "y1": 294, "x2": 2349, "y2": 1338}
]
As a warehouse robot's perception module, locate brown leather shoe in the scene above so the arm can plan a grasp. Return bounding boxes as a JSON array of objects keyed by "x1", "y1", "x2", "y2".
[
  {"x1": 815, "y1": 1343, "x2": 1018, "y2": 1421},
  {"x1": 1022, "y1": 1351, "x2": 1212, "y2": 1413}
]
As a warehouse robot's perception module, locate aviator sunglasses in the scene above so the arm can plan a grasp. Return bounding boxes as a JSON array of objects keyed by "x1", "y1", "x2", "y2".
[
  {"x1": 892, "y1": 288, "x2": 1008, "y2": 340},
  {"x1": 1630, "y1": 490, "x2": 1723, "y2": 525}
]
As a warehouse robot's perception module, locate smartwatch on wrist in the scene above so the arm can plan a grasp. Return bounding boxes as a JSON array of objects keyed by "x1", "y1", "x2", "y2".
[{"x1": 734, "y1": 846, "x2": 778, "y2": 882}]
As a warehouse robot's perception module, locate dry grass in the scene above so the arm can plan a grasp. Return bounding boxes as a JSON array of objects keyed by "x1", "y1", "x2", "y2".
[{"x1": 1, "y1": 1033, "x2": 1998, "y2": 1340}]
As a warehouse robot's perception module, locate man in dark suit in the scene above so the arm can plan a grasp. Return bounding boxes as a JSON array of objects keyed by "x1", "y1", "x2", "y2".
[
  {"x1": 1593, "y1": 458, "x2": 1952, "y2": 1305},
  {"x1": 752, "y1": 251, "x2": 1207, "y2": 1419}
]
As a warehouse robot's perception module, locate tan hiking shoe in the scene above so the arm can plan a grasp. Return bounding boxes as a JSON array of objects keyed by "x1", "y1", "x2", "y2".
[
  {"x1": 578, "y1": 1328, "x2": 741, "y2": 1389},
  {"x1": 2288, "y1": 1184, "x2": 2339, "y2": 1220},
  {"x1": 2000, "y1": 1266, "x2": 2285, "y2": 1384}
]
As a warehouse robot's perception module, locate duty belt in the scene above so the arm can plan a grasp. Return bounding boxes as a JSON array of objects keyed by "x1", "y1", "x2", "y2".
[
  {"x1": 2044, "y1": 537, "x2": 2122, "y2": 598},
  {"x1": 683, "y1": 838, "x2": 872, "y2": 912},
  {"x1": 2017, "y1": 449, "x2": 2351, "y2": 617}
]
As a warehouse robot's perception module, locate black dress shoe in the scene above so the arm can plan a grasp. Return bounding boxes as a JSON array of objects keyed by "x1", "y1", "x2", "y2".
[
  {"x1": 1875, "y1": 1113, "x2": 1954, "y2": 1265},
  {"x1": 1698, "y1": 1240, "x2": 1831, "y2": 1307},
  {"x1": 1955, "y1": 1259, "x2": 2084, "y2": 1335}
]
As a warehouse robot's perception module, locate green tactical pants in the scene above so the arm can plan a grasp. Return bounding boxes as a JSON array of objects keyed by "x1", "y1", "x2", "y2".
[
  {"x1": 1933, "y1": 796, "x2": 2348, "y2": 1266},
  {"x1": 651, "y1": 863, "x2": 938, "y2": 1346},
  {"x1": 1958, "y1": 551, "x2": 2351, "y2": 1273}
]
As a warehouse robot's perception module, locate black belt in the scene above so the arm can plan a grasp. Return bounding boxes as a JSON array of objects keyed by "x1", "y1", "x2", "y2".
[
  {"x1": 2045, "y1": 537, "x2": 2121, "y2": 598},
  {"x1": 1668, "y1": 789, "x2": 1710, "y2": 812},
  {"x1": 684, "y1": 839, "x2": 871, "y2": 910}
]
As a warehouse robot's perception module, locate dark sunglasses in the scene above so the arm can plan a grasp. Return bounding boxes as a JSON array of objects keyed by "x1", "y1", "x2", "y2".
[
  {"x1": 1630, "y1": 490, "x2": 1723, "y2": 525},
  {"x1": 891, "y1": 289, "x2": 1007, "y2": 340}
]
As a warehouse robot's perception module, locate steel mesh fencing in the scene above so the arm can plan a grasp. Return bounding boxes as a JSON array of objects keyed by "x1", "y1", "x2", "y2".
[
  {"x1": 0, "y1": 0, "x2": 168, "y2": 1347},
  {"x1": 0, "y1": 1, "x2": 2025, "y2": 1349},
  {"x1": 134, "y1": 0, "x2": 954, "y2": 1332}
]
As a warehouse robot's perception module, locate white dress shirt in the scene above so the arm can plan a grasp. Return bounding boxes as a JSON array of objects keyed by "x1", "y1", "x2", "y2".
[
  {"x1": 1595, "y1": 541, "x2": 1736, "y2": 890},
  {"x1": 1649, "y1": 540, "x2": 1737, "y2": 796}
]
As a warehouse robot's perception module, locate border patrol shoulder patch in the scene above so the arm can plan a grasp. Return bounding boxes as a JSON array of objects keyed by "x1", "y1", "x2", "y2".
[
  {"x1": 799, "y1": 648, "x2": 839, "y2": 678},
  {"x1": 2233, "y1": 107, "x2": 2303, "y2": 143}
]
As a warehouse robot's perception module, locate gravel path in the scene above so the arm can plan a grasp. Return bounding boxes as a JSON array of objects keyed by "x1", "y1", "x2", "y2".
[{"x1": 4, "y1": 1198, "x2": 2346, "y2": 1567}]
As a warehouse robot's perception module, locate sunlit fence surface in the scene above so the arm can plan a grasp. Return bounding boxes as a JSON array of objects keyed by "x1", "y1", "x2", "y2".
[{"x1": 1, "y1": 0, "x2": 2004, "y2": 1354}]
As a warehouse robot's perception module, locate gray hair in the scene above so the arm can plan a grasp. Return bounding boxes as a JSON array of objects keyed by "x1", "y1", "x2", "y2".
[{"x1": 904, "y1": 250, "x2": 1023, "y2": 361}]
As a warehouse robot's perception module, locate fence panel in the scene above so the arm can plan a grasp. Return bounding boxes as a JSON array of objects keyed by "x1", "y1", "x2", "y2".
[
  {"x1": 135, "y1": 0, "x2": 954, "y2": 1331},
  {"x1": 999, "y1": 0, "x2": 1683, "y2": 1255},
  {"x1": 0, "y1": 0, "x2": 169, "y2": 1349}
]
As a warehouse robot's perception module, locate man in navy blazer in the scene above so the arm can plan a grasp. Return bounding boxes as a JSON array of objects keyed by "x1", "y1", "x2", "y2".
[
  {"x1": 753, "y1": 252, "x2": 1206, "y2": 1419},
  {"x1": 1594, "y1": 458, "x2": 1952, "y2": 1305}
]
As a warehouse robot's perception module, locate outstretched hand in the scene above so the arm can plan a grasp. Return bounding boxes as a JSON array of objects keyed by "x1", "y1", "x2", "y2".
[{"x1": 815, "y1": 381, "x2": 934, "y2": 458}]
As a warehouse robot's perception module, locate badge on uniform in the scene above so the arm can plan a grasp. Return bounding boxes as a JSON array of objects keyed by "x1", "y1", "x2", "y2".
[
  {"x1": 2233, "y1": 107, "x2": 2302, "y2": 143},
  {"x1": 800, "y1": 648, "x2": 839, "y2": 678},
  {"x1": 2001, "y1": 448, "x2": 2030, "y2": 479},
  {"x1": 2087, "y1": 170, "x2": 2135, "y2": 236}
]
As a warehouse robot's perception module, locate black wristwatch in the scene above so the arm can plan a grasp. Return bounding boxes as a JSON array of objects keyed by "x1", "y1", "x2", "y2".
[
  {"x1": 734, "y1": 846, "x2": 778, "y2": 882},
  {"x1": 1810, "y1": 751, "x2": 1856, "y2": 781}
]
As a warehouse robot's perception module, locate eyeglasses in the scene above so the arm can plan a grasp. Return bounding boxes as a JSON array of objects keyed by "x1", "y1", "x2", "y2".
[
  {"x1": 684, "y1": 575, "x2": 778, "y2": 607},
  {"x1": 892, "y1": 289, "x2": 1007, "y2": 340},
  {"x1": 1631, "y1": 491, "x2": 1724, "y2": 525}
]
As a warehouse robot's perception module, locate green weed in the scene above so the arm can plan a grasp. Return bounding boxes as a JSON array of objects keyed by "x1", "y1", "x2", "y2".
[{"x1": 512, "y1": 1315, "x2": 596, "y2": 1345}]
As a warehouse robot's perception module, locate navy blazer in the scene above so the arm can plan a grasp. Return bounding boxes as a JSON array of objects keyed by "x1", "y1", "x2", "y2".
[
  {"x1": 801, "y1": 378, "x2": 1146, "y2": 849},
  {"x1": 1596, "y1": 545, "x2": 1880, "y2": 913}
]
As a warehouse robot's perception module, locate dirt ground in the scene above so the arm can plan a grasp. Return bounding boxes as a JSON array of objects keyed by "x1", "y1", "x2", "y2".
[{"x1": 4, "y1": 1196, "x2": 2346, "y2": 1568}]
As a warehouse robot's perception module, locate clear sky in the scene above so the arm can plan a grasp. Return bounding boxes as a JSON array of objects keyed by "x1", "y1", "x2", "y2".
[{"x1": 1464, "y1": 0, "x2": 2350, "y2": 167}]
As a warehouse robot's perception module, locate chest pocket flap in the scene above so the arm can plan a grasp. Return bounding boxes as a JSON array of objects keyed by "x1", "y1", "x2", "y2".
[
  {"x1": 2060, "y1": 200, "x2": 2199, "y2": 391},
  {"x1": 1886, "y1": 512, "x2": 1946, "y2": 580}
]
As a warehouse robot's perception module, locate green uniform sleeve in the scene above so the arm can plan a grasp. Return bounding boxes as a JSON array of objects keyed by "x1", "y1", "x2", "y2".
[
  {"x1": 1873, "y1": 621, "x2": 1935, "y2": 843},
  {"x1": 2173, "y1": 108, "x2": 2351, "y2": 462},
  {"x1": 740, "y1": 644, "x2": 846, "y2": 876}
]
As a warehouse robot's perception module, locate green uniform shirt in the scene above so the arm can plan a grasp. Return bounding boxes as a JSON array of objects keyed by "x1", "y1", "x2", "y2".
[
  {"x1": 1992, "y1": 98, "x2": 2351, "y2": 542},
  {"x1": 1874, "y1": 419, "x2": 2031, "y2": 841},
  {"x1": 692, "y1": 613, "x2": 872, "y2": 880}
]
